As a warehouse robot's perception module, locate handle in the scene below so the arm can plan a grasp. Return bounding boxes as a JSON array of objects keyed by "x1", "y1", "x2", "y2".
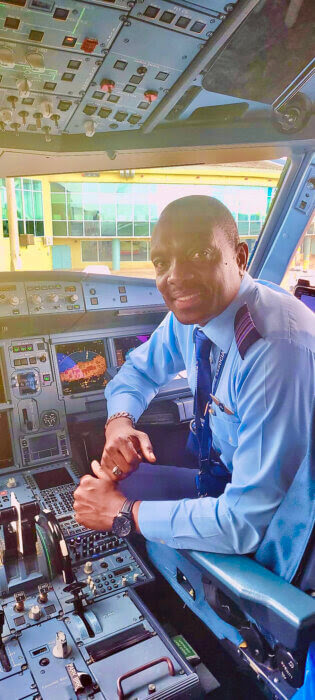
[{"x1": 117, "y1": 656, "x2": 175, "y2": 699}]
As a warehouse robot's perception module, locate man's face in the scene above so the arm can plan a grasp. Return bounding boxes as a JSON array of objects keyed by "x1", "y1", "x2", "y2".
[{"x1": 151, "y1": 211, "x2": 247, "y2": 326}]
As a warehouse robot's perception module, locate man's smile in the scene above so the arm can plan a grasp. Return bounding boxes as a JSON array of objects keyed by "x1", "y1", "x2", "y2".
[{"x1": 172, "y1": 291, "x2": 202, "y2": 308}]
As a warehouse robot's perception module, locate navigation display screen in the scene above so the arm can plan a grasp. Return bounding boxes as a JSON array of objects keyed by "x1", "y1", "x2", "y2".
[
  {"x1": 33, "y1": 467, "x2": 74, "y2": 491},
  {"x1": 56, "y1": 340, "x2": 107, "y2": 395},
  {"x1": 114, "y1": 334, "x2": 151, "y2": 367},
  {"x1": 0, "y1": 412, "x2": 14, "y2": 469}
]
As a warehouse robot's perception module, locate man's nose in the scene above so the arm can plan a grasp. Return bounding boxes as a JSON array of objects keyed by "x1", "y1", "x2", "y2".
[{"x1": 167, "y1": 257, "x2": 194, "y2": 284}]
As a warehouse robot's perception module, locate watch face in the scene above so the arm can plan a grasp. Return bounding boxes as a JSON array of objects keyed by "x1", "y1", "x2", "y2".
[{"x1": 112, "y1": 513, "x2": 132, "y2": 537}]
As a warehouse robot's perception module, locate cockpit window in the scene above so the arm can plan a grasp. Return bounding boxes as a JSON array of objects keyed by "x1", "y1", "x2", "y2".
[{"x1": 0, "y1": 160, "x2": 287, "y2": 277}]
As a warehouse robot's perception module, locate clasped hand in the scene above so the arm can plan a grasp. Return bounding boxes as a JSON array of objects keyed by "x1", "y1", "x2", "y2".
[{"x1": 73, "y1": 460, "x2": 126, "y2": 531}]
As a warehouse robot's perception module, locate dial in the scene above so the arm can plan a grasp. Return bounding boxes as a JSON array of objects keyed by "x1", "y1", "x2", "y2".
[{"x1": 41, "y1": 410, "x2": 59, "y2": 428}]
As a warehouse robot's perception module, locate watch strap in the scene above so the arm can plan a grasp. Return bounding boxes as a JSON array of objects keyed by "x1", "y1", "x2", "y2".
[{"x1": 120, "y1": 498, "x2": 136, "y2": 516}]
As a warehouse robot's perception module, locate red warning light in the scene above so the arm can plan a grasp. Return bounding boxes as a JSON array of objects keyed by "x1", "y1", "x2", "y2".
[
  {"x1": 100, "y1": 79, "x2": 115, "y2": 93},
  {"x1": 144, "y1": 90, "x2": 158, "y2": 103},
  {"x1": 81, "y1": 38, "x2": 99, "y2": 54}
]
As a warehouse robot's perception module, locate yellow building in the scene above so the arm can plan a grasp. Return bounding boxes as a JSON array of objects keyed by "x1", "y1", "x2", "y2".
[{"x1": 0, "y1": 163, "x2": 283, "y2": 274}]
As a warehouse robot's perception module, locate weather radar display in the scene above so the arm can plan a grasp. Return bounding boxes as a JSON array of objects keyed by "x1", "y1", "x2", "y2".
[
  {"x1": 56, "y1": 340, "x2": 107, "y2": 395},
  {"x1": 114, "y1": 334, "x2": 151, "y2": 367}
]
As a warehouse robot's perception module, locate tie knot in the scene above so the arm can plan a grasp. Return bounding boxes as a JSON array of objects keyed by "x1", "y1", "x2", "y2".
[{"x1": 194, "y1": 328, "x2": 212, "y2": 360}]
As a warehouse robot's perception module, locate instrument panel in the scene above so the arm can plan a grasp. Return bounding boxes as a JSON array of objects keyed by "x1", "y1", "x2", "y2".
[{"x1": 0, "y1": 272, "x2": 200, "y2": 700}]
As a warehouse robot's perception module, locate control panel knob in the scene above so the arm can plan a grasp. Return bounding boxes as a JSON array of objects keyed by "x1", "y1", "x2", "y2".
[
  {"x1": 122, "y1": 576, "x2": 127, "y2": 586},
  {"x1": 38, "y1": 583, "x2": 49, "y2": 603},
  {"x1": 47, "y1": 293, "x2": 59, "y2": 303},
  {"x1": 84, "y1": 561, "x2": 93, "y2": 575},
  {"x1": 6, "y1": 477, "x2": 16, "y2": 488},
  {"x1": 53, "y1": 631, "x2": 72, "y2": 658},
  {"x1": 14, "y1": 591, "x2": 25, "y2": 612},
  {"x1": 31, "y1": 294, "x2": 42, "y2": 305},
  {"x1": 67, "y1": 294, "x2": 78, "y2": 303},
  {"x1": 8, "y1": 296, "x2": 19, "y2": 306},
  {"x1": 29, "y1": 604, "x2": 41, "y2": 621}
]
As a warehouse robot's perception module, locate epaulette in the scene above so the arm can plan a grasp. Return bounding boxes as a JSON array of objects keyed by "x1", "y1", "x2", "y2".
[{"x1": 234, "y1": 303, "x2": 262, "y2": 359}]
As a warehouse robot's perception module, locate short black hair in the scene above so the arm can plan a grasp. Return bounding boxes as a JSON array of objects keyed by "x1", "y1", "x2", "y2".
[{"x1": 157, "y1": 195, "x2": 240, "y2": 251}]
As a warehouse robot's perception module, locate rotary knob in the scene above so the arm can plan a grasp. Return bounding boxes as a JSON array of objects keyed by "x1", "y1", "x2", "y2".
[
  {"x1": 68, "y1": 294, "x2": 78, "y2": 303},
  {"x1": 47, "y1": 293, "x2": 59, "y2": 303},
  {"x1": 29, "y1": 604, "x2": 42, "y2": 621},
  {"x1": 8, "y1": 296, "x2": 20, "y2": 306},
  {"x1": 7, "y1": 477, "x2": 16, "y2": 488},
  {"x1": 31, "y1": 294, "x2": 42, "y2": 305},
  {"x1": 84, "y1": 561, "x2": 93, "y2": 574}
]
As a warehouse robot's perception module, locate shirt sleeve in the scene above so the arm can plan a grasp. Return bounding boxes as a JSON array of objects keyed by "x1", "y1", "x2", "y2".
[
  {"x1": 105, "y1": 312, "x2": 185, "y2": 422},
  {"x1": 138, "y1": 339, "x2": 315, "y2": 554}
]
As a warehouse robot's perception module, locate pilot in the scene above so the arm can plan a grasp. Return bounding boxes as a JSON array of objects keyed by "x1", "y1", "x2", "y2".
[{"x1": 74, "y1": 196, "x2": 314, "y2": 561}]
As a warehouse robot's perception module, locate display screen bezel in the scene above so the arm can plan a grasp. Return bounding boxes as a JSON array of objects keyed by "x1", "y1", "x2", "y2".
[
  {"x1": 54, "y1": 338, "x2": 109, "y2": 397},
  {"x1": 113, "y1": 333, "x2": 151, "y2": 367}
]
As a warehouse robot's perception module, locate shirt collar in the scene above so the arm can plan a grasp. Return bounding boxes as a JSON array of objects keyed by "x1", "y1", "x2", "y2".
[{"x1": 196, "y1": 272, "x2": 256, "y2": 352}]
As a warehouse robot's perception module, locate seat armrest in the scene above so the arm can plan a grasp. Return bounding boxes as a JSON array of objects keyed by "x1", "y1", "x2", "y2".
[{"x1": 185, "y1": 551, "x2": 315, "y2": 651}]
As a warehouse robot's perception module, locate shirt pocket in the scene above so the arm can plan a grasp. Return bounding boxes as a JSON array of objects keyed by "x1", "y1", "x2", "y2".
[{"x1": 210, "y1": 410, "x2": 240, "y2": 448}]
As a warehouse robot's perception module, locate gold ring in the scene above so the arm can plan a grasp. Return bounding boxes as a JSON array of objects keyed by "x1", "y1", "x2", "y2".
[{"x1": 112, "y1": 466, "x2": 122, "y2": 477}]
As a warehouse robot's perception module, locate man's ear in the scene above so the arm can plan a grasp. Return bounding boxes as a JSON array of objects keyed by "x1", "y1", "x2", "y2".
[{"x1": 236, "y1": 242, "x2": 248, "y2": 272}]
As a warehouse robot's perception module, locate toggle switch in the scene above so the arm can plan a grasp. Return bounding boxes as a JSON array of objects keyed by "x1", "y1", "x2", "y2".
[
  {"x1": 16, "y1": 78, "x2": 32, "y2": 99},
  {"x1": 84, "y1": 119, "x2": 95, "y2": 137}
]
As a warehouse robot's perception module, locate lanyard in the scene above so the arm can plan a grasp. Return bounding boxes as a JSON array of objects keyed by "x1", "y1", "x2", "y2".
[{"x1": 194, "y1": 349, "x2": 228, "y2": 469}]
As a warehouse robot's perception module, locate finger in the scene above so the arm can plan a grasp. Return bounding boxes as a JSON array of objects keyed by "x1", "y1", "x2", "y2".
[
  {"x1": 103, "y1": 448, "x2": 134, "y2": 478},
  {"x1": 91, "y1": 459, "x2": 108, "y2": 480},
  {"x1": 137, "y1": 433, "x2": 156, "y2": 463},
  {"x1": 120, "y1": 439, "x2": 142, "y2": 468}
]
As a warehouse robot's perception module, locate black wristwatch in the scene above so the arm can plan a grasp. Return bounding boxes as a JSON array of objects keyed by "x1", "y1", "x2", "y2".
[{"x1": 112, "y1": 498, "x2": 136, "y2": 537}]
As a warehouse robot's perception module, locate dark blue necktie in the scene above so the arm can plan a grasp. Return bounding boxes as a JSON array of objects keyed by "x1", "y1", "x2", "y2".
[
  {"x1": 194, "y1": 328, "x2": 212, "y2": 433},
  {"x1": 192, "y1": 328, "x2": 231, "y2": 498}
]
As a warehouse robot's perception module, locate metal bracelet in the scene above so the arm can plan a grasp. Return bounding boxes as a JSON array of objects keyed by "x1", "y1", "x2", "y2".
[{"x1": 105, "y1": 411, "x2": 136, "y2": 430}]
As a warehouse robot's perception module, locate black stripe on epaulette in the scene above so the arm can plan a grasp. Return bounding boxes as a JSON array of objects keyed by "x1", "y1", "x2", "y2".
[{"x1": 234, "y1": 303, "x2": 262, "y2": 359}]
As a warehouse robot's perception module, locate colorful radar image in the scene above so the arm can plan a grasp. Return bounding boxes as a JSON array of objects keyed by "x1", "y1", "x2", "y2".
[{"x1": 56, "y1": 340, "x2": 107, "y2": 395}]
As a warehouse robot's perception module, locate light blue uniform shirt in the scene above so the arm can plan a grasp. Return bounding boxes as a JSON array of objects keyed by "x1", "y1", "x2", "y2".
[{"x1": 105, "y1": 272, "x2": 315, "y2": 554}]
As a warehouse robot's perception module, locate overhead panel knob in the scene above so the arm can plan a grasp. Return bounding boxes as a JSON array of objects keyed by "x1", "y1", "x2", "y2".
[
  {"x1": 16, "y1": 78, "x2": 32, "y2": 98},
  {"x1": 26, "y1": 51, "x2": 45, "y2": 71},
  {"x1": 68, "y1": 294, "x2": 78, "y2": 303},
  {"x1": 31, "y1": 294, "x2": 42, "y2": 305},
  {"x1": 47, "y1": 293, "x2": 59, "y2": 303},
  {"x1": 0, "y1": 46, "x2": 15, "y2": 67},
  {"x1": 0, "y1": 109, "x2": 13, "y2": 124},
  {"x1": 8, "y1": 296, "x2": 20, "y2": 306}
]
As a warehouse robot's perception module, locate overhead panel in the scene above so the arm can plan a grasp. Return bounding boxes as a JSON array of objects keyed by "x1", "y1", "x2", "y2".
[
  {"x1": 129, "y1": 1, "x2": 223, "y2": 38},
  {"x1": 0, "y1": 0, "x2": 236, "y2": 140},
  {"x1": 68, "y1": 17, "x2": 205, "y2": 133}
]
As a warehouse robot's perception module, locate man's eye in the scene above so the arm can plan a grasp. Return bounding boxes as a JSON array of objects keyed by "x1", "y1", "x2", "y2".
[
  {"x1": 153, "y1": 258, "x2": 167, "y2": 270},
  {"x1": 190, "y1": 250, "x2": 208, "y2": 261}
]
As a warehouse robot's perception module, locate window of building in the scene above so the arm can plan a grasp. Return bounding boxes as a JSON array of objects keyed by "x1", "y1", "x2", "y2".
[
  {"x1": 0, "y1": 178, "x2": 44, "y2": 237},
  {"x1": 81, "y1": 240, "x2": 113, "y2": 262},
  {"x1": 81, "y1": 239, "x2": 150, "y2": 263}
]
